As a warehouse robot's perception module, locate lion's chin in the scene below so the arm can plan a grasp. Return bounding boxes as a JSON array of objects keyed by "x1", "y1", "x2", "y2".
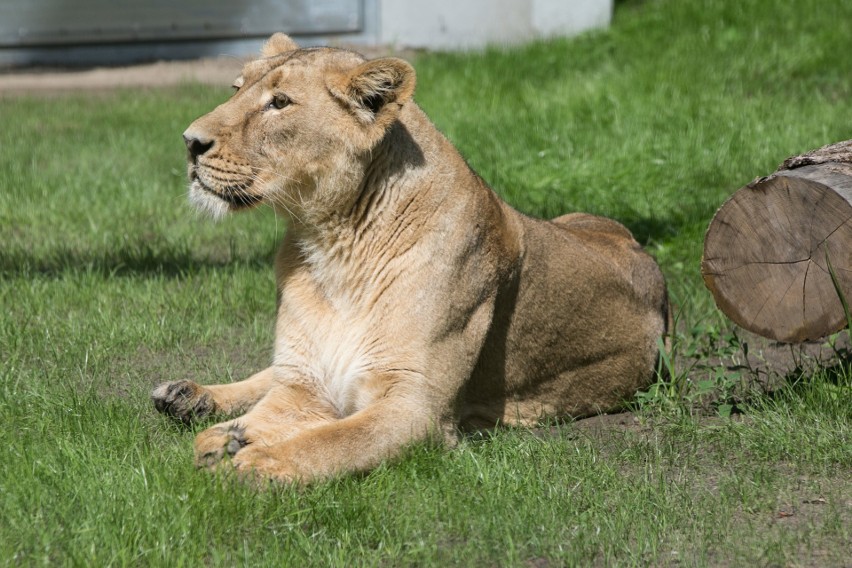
[
  {"x1": 188, "y1": 182, "x2": 232, "y2": 219},
  {"x1": 188, "y1": 180, "x2": 262, "y2": 219}
]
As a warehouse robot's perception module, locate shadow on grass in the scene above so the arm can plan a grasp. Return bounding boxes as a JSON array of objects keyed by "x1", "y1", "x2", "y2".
[
  {"x1": 0, "y1": 245, "x2": 275, "y2": 279},
  {"x1": 1, "y1": 214, "x2": 688, "y2": 280},
  {"x1": 618, "y1": 214, "x2": 682, "y2": 247},
  {"x1": 618, "y1": 193, "x2": 726, "y2": 246},
  {"x1": 2, "y1": 195, "x2": 715, "y2": 280},
  {"x1": 669, "y1": 324, "x2": 852, "y2": 416},
  {"x1": 774, "y1": 346, "x2": 852, "y2": 391}
]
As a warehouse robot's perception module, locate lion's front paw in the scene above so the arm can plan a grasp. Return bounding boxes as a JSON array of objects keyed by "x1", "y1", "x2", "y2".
[
  {"x1": 194, "y1": 423, "x2": 248, "y2": 468},
  {"x1": 231, "y1": 445, "x2": 297, "y2": 483},
  {"x1": 151, "y1": 379, "x2": 216, "y2": 423}
]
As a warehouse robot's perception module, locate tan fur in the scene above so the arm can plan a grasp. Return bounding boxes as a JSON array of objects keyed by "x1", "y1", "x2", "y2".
[{"x1": 151, "y1": 36, "x2": 669, "y2": 483}]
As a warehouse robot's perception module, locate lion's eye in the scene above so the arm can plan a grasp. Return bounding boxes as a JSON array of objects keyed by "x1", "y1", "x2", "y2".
[{"x1": 267, "y1": 94, "x2": 291, "y2": 110}]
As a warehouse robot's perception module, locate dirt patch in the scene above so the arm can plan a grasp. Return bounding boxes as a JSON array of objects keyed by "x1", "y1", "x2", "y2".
[
  {"x1": 0, "y1": 57, "x2": 246, "y2": 95},
  {"x1": 569, "y1": 410, "x2": 645, "y2": 432},
  {"x1": 563, "y1": 412, "x2": 852, "y2": 568},
  {"x1": 675, "y1": 326, "x2": 851, "y2": 416},
  {"x1": 104, "y1": 333, "x2": 272, "y2": 402},
  {"x1": 0, "y1": 46, "x2": 419, "y2": 96},
  {"x1": 710, "y1": 471, "x2": 852, "y2": 568},
  {"x1": 684, "y1": 327, "x2": 849, "y2": 385}
]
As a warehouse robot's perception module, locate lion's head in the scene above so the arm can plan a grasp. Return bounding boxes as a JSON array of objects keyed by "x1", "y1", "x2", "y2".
[{"x1": 183, "y1": 33, "x2": 416, "y2": 219}]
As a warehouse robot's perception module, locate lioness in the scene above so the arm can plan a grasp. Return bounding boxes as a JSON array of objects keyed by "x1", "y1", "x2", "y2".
[{"x1": 152, "y1": 34, "x2": 669, "y2": 483}]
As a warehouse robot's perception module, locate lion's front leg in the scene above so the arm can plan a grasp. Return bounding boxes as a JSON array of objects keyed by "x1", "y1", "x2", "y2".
[
  {"x1": 193, "y1": 380, "x2": 339, "y2": 469},
  {"x1": 228, "y1": 394, "x2": 452, "y2": 483},
  {"x1": 152, "y1": 366, "x2": 276, "y2": 423}
]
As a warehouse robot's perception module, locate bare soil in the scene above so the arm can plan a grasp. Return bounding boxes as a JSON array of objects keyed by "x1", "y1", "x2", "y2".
[
  {"x1": 0, "y1": 46, "x2": 416, "y2": 95},
  {"x1": 0, "y1": 57, "x2": 246, "y2": 95}
]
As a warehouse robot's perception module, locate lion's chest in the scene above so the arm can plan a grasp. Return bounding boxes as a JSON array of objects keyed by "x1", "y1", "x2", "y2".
[
  {"x1": 310, "y1": 321, "x2": 378, "y2": 416},
  {"x1": 273, "y1": 270, "x2": 397, "y2": 417}
]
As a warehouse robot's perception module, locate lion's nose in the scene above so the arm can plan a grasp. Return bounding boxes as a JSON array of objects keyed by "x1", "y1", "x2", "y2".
[{"x1": 183, "y1": 132, "x2": 214, "y2": 162}]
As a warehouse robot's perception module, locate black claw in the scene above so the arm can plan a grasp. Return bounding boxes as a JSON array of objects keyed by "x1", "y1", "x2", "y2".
[
  {"x1": 168, "y1": 381, "x2": 193, "y2": 401},
  {"x1": 226, "y1": 438, "x2": 242, "y2": 455},
  {"x1": 225, "y1": 425, "x2": 248, "y2": 456},
  {"x1": 191, "y1": 394, "x2": 214, "y2": 417},
  {"x1": 199, "y1": 451, "x2": 219, "y2": 468},
  {"x1": 152, "y1": 380, "x2": 214, "y2": 424}
]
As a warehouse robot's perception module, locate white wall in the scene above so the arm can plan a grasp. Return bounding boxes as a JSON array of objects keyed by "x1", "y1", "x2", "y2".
[
  {"x1": 378, "y1": 0, "x2": 613, "y2": 50},
  {"x1": 0, "y1": 0, "x2": 613, "y2": 66}
]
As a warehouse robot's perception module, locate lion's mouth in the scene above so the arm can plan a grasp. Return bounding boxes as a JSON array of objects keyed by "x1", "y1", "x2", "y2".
[{"x1": 191, "y1": 171, "x2": 262, "y2": 210}]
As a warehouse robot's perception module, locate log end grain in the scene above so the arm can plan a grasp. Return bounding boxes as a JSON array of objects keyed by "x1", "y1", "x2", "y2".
[{"x1": 702, "y1": 163, "x2": 852, "y2": 342}]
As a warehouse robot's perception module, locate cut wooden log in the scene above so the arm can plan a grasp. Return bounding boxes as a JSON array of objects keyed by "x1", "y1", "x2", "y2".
[{"x1": 701, "y1": 140, "x2": 852, "y2": 343}]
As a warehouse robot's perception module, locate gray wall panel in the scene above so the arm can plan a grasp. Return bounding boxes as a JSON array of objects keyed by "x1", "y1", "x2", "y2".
[{"x1": 0, "y1": 0, "x2": 361, "y2": 47}]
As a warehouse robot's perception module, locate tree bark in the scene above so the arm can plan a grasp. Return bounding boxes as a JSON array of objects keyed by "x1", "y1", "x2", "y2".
[{"x1": 701, "y1": 140, "x2": 852, "y2": 343}]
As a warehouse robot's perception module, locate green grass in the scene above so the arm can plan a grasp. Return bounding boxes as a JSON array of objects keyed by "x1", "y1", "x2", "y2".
[{"x1": 2, "y1": 0, "x2": 851, "y2": 565}]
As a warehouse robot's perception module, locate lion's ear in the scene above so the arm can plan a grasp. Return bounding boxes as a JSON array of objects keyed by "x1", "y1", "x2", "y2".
[
  {"x1": 261, "y1": 33, "x2": 299, "y2": 57},
  {"x1": 328, "y1": 58, "x2": 416, "y2": 129}
]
